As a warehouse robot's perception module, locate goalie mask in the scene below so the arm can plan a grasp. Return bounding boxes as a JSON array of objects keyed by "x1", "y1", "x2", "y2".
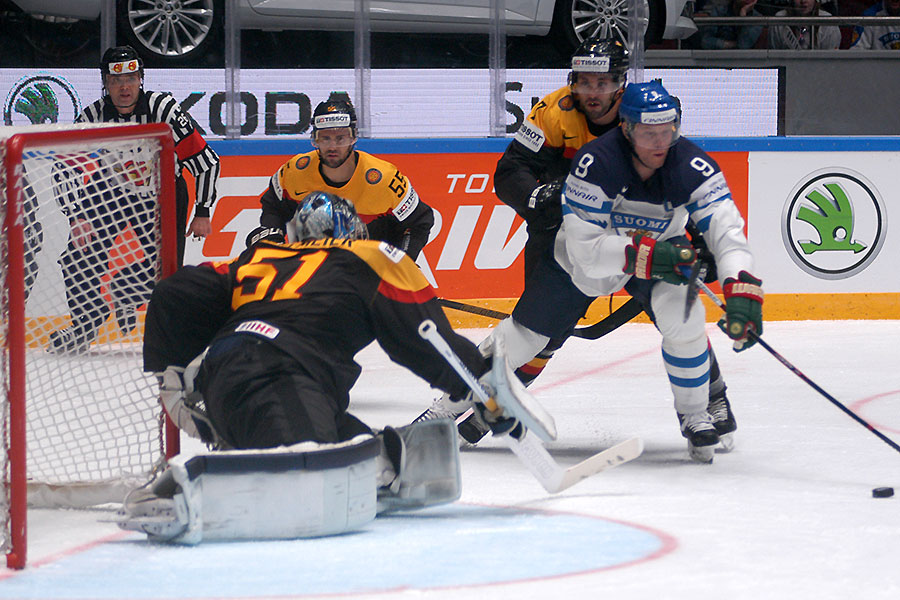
[{"x1": 289, "y1": 191, "x2": 368, "y2": 242}]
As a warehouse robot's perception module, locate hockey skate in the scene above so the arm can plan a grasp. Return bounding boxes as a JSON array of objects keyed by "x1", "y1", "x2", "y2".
[
  {"x1": 708, "y1": 394, "x2": 736, "y2": 452},
  {"x1": 46, "y1": 324, "x2": 95, "y2": 355},
  {"x1": 678, "y1": 411, "x2": 719, "y2": 464},
  {"x1": 412, "y1": 394, "x2": 488, "y2": 448}
]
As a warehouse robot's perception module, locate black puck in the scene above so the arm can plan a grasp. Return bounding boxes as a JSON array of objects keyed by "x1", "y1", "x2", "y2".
[{"x1": 872, "y1": 487, "x2": 894, "y2": 498}]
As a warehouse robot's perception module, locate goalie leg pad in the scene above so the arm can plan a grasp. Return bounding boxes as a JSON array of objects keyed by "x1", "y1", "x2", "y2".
[
  {"x1": 376, "y1": 419, "x2": 461, "y2": 514},
  {"x1": 117, "y1": 435, "x2": 381, "y2": 544}
]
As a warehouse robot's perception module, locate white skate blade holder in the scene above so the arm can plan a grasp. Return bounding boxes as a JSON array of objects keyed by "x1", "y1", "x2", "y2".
[{"x1": 418, "y1": 319, "x2": 643, "y2": 493}]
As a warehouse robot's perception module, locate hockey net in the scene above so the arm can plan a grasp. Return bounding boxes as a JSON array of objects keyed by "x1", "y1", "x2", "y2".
[{"x1": 1, "y1": 123, "x2": 178, "y2": 568}]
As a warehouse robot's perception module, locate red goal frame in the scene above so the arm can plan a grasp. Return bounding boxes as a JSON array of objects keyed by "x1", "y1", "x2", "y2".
[{"x1": 3, "y1": 123, "x2": 179, "y2": 569}]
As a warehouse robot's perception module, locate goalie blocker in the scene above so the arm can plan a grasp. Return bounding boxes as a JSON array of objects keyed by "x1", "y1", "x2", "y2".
[{"x1": 117, "y1": 420, "x2": 461, "y2": 544}]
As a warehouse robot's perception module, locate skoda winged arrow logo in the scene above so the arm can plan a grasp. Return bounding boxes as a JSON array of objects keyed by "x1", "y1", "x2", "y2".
[
  {"x1": 3, "y1": 73, "x2": 82, "y2": 126},
  {"x1": 781, "y1": 168, "x2": 887, "y2": 280},
  {"x1": 795, "y1": 182, "x2": 866, "y2": 254}
]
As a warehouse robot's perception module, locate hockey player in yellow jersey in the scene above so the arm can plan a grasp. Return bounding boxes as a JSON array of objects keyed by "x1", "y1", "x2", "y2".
[
  {"x1": 495, "y1": 36, "x2": 629, "y2": 275},
  {"x1": 258, "y1": 92, "x2": 435, "y2": 259}
]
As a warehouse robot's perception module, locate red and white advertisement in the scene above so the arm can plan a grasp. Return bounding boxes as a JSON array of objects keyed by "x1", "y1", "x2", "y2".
[{"x1": 186, "y1": 147, "x2": 751, "y2": 300}]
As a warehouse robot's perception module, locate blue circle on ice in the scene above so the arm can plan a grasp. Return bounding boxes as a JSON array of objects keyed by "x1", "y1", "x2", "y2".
[{"x1": 0, "y1": 504, "x2": 675, "y2": 598}]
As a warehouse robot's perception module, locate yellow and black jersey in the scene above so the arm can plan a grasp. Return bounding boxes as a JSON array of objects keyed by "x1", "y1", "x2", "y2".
[
  {"x1": 259, "y1": 150, "x2": 434, "y2": 259},
  {"x1": 143, "y1": 238, "x2": 484, "y2": 406},
  {"x1": 495, "y1": 85, "x2": 621, "y2": 219}
]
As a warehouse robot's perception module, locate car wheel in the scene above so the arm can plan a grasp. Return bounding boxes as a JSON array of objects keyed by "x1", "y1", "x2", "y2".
[
  {"x1": 551, "y1": 0, "x2": 665, "y2": 53},
  {"x1": 117, "y1": 0, "x2": 223, "y2": 64}
]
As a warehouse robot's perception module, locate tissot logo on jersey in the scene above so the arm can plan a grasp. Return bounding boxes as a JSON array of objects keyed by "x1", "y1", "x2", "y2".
[
  {"x1": 393, "y1": 188, "x2": 419, "y2": 221},
  {"x1": 378, "y1": 241, "x2": 406, "y2": 263},
  {"x1": 514, "y1": 121, "x2": 545, "y2": 153}
]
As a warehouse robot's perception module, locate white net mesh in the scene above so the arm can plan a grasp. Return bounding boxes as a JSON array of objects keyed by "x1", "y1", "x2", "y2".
[{"x1": 2, "y1": 125, "x2": 170, "y2": 554}]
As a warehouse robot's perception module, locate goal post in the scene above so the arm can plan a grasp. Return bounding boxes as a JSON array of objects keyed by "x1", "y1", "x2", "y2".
[{"x1": 2, "y1": 123, "x2": 180, "y2": 569}]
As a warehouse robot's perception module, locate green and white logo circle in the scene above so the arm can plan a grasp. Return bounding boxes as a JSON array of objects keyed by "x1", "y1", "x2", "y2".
[
  {"x1": 3, "y1": 73, "x2": 82, "y2": 126},
  {"x1": 781, "y1": 167, "x2": 887, "y2": 280}
]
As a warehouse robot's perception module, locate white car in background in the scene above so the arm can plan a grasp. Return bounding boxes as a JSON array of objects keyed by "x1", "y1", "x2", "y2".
[{"x1": 6, "y1": 0, "x2": 697, "y2": 63}]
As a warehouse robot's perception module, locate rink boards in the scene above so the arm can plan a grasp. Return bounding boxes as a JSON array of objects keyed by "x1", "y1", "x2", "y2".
[{"x1": 181, "y1": 136, "x2": 899, "y2": 322}]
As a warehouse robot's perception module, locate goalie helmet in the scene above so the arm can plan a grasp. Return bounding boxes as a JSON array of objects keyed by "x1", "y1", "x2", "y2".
[
  {"x1": 312, "y1": 91, "x2": 358, "y2": 139},
  {"x1": 568, "y1": 36, "x2": 629, "y2": 86},
  {"x1": 619, "y1": 80, "x2": 681, "y2": 146},
  {"x1": 101, "y1": 45, "x2": 144, "y2": 78},
  {"x1": 290, "y1": 192, "x2": 368, "y2": 242}
]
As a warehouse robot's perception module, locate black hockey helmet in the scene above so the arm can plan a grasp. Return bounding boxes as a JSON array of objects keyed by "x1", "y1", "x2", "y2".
[
  {"x1": 568, "y1": 37, "x2": 629, "y2": 87},
  {"x1": 101, "y1": 46, "x2": 144, "y2": 78},
  {"x1": 312, "y1": 91, "x2": 358, "y2": 139}
]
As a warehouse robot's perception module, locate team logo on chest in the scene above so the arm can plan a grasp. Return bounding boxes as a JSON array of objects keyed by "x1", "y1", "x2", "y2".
[
  {"x1": 295, "y1": 156, "x2": 310, "y2": 170},
  {"x1": 366, "y1": 168, "x2": 382, "y2": 184},
  {"x1": 610, "y1": 211, "x2": 670, "y2": 236}
]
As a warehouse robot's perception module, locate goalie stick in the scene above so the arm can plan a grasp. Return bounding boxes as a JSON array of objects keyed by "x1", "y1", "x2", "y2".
[
  {"x1": 697, "y1": 280, "x2": 900, "y2": 456},
  {"x1": 418, "y1": 320, "x2": 643, "y2": 493}
]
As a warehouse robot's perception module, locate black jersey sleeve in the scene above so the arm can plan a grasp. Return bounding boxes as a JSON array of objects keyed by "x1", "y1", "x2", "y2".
[
  {"x1": 370, "y1": 294, "x2": 487, "y2": 400},
  {"x1": 494, "y1": 140, "x2": 567, "y2": 220},
  {"x1": 142, "y1": 264, "x2": 233, "y2": 372},
  {"x1": 351, "y1": 245, "x2": 487, "y2": 399},
  {"x1": 366, "y1": 199, "x2": 435, "y2": 260},
  {"x1": 258, "y1": 183, "x2": 296, "y2": 232}
]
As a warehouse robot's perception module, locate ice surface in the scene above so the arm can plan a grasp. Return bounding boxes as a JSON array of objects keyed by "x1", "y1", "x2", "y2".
[{"x1": 3, "y1": 321, "x2": 899, "y2": 599}]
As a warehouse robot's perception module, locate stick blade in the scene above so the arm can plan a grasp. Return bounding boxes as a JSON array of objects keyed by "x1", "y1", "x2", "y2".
[{"x1": 551, "y1": 437, "x2": 644, "y2": 493}]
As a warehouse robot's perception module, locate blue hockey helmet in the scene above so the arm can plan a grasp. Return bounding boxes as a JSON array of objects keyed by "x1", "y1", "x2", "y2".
[
  {"x1": 289, "y1": 191, "x2": 368, "y2": 242},
  {"x1": 619, "y1": 81, "x2": 681, "y2": 146}
]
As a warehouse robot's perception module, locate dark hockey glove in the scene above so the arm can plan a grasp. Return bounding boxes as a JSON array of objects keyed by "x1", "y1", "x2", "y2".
[
  {"x1": 526, "y1": 180, "x2": 564, "y2": 230},
  {"x1": 623, "y1": 235, "x2": 696, "y2": 285},
  {"x1": 245, "y1": 226, "x2": 285, "y2": 248},
  {"x1": 717, "y1": 271, "x2": 764, "y2": 352}
]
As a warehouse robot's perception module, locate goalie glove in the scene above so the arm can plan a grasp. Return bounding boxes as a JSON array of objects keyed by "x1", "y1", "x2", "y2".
[
  {"x1": 526, "y1": 180, "x2": 564, "y2": 230},
  {"x1": 718, "y1": 271, "x2": 764, "y2": 352},
  {"x1": 623, "y1": 235, "x2": 696, "y2": 285}
]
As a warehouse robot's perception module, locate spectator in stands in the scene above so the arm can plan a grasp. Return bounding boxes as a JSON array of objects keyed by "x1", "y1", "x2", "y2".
[
  {"x1": 769, "y1": 0, "x2": 842, "y2": 48},
  {"x1": 850, "y1": 0, "x2": 900, "y2": 49},
  {"x1": 699, "y1": 0, "x2": 766, "y2": 49}
]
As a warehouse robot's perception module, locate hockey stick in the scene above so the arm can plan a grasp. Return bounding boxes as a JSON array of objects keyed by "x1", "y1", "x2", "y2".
[
  {"x1": 683, "y1": 261, "x2": 707, "y2": 322},
  {"x1": 418, "y1": 320, "x2": 643, "y2": 493},
  {"x1": 438, "y1": 298, "x2": 510, "y2": 321},
  {"x1": 438, "y1": 297, "x2": 643, "y2": 341},
  {"x1": 698, "y1": 281, "x2": 900, "y2": 455}
]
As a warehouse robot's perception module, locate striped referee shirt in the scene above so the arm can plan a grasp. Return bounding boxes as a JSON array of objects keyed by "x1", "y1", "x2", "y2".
[{"x1": 77, "y1": 90, "x2": 220, "y2": 218}]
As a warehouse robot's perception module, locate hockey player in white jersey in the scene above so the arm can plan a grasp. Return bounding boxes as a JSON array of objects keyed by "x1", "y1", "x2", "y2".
[{"x1": 482, "y1": 80, "x2": 764, "y2": 462}]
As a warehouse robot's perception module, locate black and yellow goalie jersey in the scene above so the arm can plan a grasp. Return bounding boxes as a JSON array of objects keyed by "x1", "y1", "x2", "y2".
[{"x1": 143, "y1": 238, "x2": 484, "y2": 410}]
